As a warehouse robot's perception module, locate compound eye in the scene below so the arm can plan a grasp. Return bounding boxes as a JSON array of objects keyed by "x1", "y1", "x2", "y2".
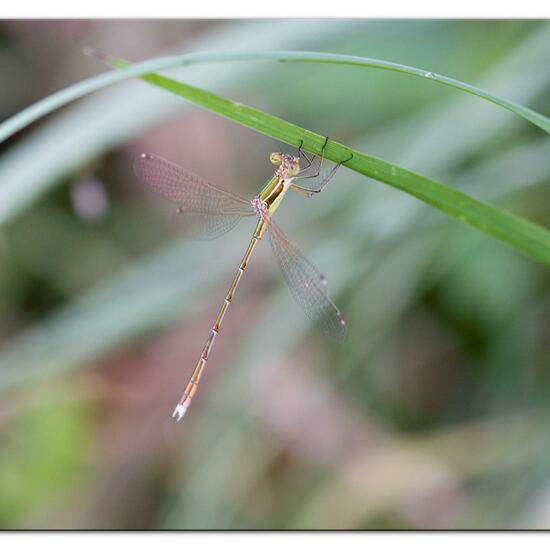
[{"x1": 270, "y1": 152, "x2": 282, "y2": 165}]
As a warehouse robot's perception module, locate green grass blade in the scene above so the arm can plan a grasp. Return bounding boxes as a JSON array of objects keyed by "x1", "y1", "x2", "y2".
[
  {"x1": 0, "y1": 21, "x2": 356, "y2": 226},
  {"x1": 111, "y1": 59, "x2": 550, "y2": 266},
  {"x1": 271, "y1": 51, "x2": 550, "y2": 134},
  {"x1": 0, "y1": 49, "x2": 548, "y2": 145}
]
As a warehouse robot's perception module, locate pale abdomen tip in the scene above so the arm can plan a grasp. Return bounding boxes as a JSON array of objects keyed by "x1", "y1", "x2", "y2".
[{"x1": 172, "y1": 403, "x2": 188, "y2": 422}]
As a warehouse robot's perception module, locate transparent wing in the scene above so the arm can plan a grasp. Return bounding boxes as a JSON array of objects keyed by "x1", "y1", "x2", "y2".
[
  {"x1": 294, "y1": 152, "x2": 341, "y2": 194},
  {"x1": 134, "y1": 153, "x2": 255, "y2": 239},
  {"x1": 266, "y1": 216, "x2": 346, "y2": 342},
  {"x1": 170, "y1": 211, "x2": 246, "y2": 241}
]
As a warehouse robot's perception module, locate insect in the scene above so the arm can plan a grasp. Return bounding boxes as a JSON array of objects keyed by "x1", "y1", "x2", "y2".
[{"x1": 133, "y1": 138, "x2": 353, "y2": 422}]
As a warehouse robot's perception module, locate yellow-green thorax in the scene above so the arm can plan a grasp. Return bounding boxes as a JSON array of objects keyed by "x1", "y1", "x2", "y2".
[
  {"x1": 259, "y1": 152, "x2": 301, "y2": 215},
  {"x1": 259, "y1": 175, "x2": 288, "y2": 215}
]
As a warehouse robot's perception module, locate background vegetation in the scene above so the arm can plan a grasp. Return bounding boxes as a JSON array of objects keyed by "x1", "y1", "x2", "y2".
[{"x1": 0, "y1": 19, "x2": 549, "y2": 529}]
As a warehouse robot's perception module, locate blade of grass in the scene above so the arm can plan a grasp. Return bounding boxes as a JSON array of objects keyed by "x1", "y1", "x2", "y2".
[
  {"x1": 106, "y1": 58, "x2": 550, "y2": 266},
  {"x1": 1, "y1": 48, "x2": 548, "y2": 146},
  {"x1": 0, "y1": 21, "x2": 360, "y2": 226},
  {"x1": 0, "y1": 147, "x2": 543, "y2": 394}
]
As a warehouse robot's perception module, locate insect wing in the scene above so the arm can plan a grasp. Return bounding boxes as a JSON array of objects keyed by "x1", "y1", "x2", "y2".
[
  {"x1": 266, "y1": 217, "x2": 346, "y2": 341},
  {"x1": 134, "y1": 153, "x2": 255, "y2": 240}
]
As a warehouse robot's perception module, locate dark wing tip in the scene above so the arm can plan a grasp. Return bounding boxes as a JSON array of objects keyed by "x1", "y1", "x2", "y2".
[
  {"x1": 328, "y1": 317, "x2": 348, "y2": 343},
  {"x1": 138, "y1": 153, "x2": 154, "y2": 160},
  {"x1": 133, "y1": 153, "x2": 157, "y2": 180},
  {"x1": 135, "y1": 152, "x2": 155, "y2": 164}
]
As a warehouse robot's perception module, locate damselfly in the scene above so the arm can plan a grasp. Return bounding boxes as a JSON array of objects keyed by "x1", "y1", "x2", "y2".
[{"x1": 133, "y1": 138, "x2": 353, "y2": 422}]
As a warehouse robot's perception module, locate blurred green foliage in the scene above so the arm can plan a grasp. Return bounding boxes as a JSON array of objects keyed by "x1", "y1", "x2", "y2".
[
  {"x1": 0, "y1": 385, "x2": 91, "y2": 527},
  {"x1": 0, "y1": 19, "x2": 548, "y2": 529}
]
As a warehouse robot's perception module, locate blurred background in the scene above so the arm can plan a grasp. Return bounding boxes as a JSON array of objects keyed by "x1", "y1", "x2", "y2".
[{"x1": 0, "y1": 19, "x2": 549, "y2": 529}]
